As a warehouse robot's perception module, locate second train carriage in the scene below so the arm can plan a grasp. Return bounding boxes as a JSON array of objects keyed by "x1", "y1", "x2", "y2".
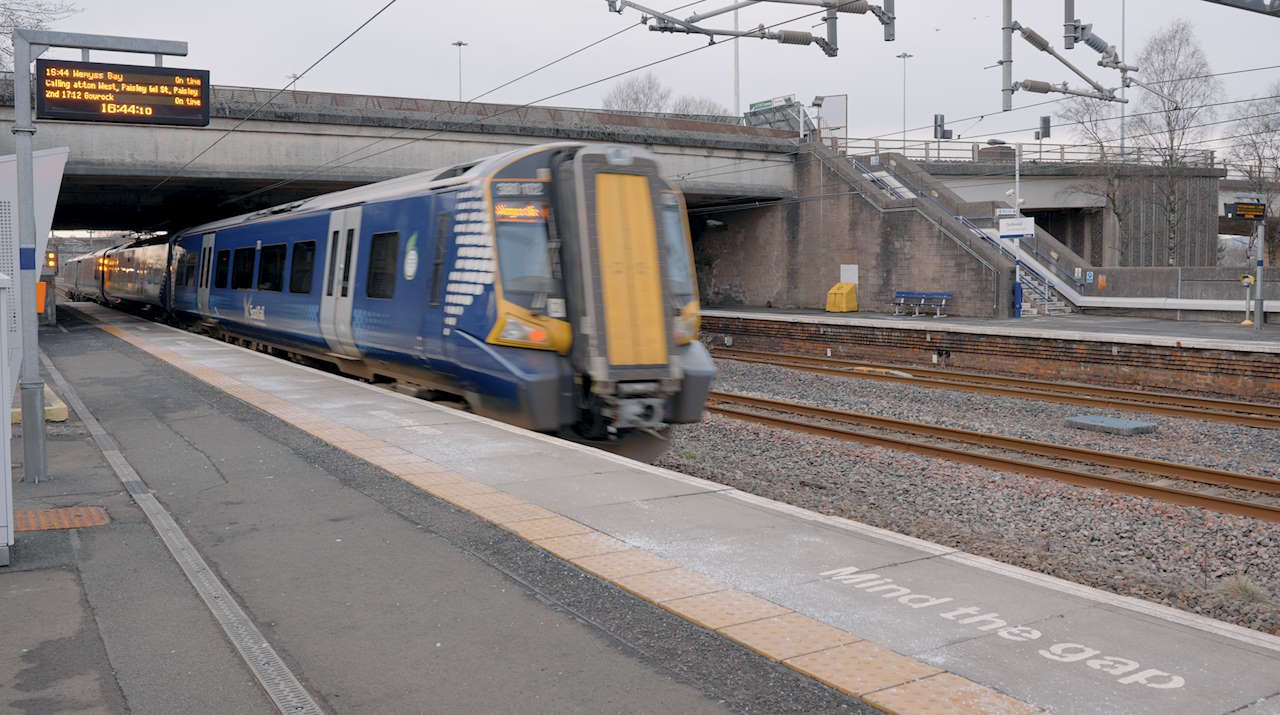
[{"x1": 65, "y1": 142, "x2": 714, "y2": 449}]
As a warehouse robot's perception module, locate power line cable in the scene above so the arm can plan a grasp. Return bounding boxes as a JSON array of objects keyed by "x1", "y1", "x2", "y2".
[
  {"x1": 213, "y1": 1, "x2": 838, "y2": 210},
  {"x1": 149, "y1": 0, "x2": 400, "y2": 194},
  {"x1": 865, "y1": 63, "x2": 1280, "y2": 143}
]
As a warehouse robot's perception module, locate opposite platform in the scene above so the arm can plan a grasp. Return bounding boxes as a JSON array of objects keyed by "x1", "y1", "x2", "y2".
[
  {"x1": 702, "y1": 308, "x2": 1280, "y2": 399},
  {"x1": 66, "y1": 303, "x2": 1280, "y2": 715}
]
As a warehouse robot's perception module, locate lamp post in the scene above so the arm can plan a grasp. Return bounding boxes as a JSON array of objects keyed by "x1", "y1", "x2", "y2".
[
  {"x1": 452, "y1": 40, "x2": 468, "y2": 101},
  {"x1": 987, "y1": 138, "x2": 1022, "y2": 214},
  {"x1": 896, "y1": 52, "x2": 913, "y2": 153}
]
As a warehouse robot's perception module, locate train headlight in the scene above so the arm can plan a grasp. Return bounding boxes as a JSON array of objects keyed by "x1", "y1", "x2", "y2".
[
  {"x1": 672, "y1": 301, "x2": 701, "y2": 345},
  {"x1": 498, "y1": 313, "x2": 552, "y2": 347}
]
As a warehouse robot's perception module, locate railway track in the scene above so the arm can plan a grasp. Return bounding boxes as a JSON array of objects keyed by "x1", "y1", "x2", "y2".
[
  {"x1": 712, "y1": 348, "x2": 1280, "y2": 430},
  {"x1": 706, "y1": 391, "x2": 1280, "y2": 524}
]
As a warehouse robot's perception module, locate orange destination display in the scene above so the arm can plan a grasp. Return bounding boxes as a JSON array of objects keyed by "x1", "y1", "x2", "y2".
[{"x1": 35, "y1": 59, "x2": 210, "y2": 126}]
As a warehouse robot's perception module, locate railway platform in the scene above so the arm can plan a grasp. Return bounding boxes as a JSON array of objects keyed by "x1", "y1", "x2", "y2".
[
  {"x1": 7, "y1": 301, "x2": 1280, "y2": 714},
  {"x1": 702, "y1": 308, "x2": 1280, "y2": 400}
]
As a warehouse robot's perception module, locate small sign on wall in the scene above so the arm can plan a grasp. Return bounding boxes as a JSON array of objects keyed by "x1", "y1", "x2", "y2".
[{"x1": 840, "y1": 264, "x2": 859, "y2": 284}]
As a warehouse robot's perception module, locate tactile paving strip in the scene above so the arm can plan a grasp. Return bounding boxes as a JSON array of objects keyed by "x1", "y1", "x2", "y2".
[
  {"x1": 785, "y1": 641, "x2": 942, "y2": 697},
  {"x1": 614, "y1": 567, "x2": 726, "y2": 604},
  {"x1": 662, "y1": 589, "x2": 790, "y2": 630},
  {"x1": 572, "y1": 549, "x2": 677, "y2": 580},
  {"x1": 864, "y1": 672, "x2": 1042, "y2": 715},
  {"x1": 719, "y1": 612, "x2": 860, "y2": 662},
  {"x1": 13, "y1": 506, "x2": 109, "y2": 532}
]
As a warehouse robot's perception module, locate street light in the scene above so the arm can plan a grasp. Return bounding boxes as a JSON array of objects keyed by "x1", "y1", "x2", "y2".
[
  {"x1": 896, "y1": 52, "x2": 913, "y2": 152},
  {"x1": 452, "y1": 40, "x2": 468, "y2": 101}
]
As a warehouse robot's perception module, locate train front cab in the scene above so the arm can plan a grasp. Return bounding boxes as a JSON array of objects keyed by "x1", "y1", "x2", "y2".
[{"x1": 543, "y1": 145, "x2": 714, "y2": 438}]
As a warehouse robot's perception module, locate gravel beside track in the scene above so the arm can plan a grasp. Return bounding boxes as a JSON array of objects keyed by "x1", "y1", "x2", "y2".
[{"x1": 656, "y1": 359, "x2": 1280, "y2": 635}]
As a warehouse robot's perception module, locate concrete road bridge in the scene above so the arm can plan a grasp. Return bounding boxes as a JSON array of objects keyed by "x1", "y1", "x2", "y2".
[{"x1": 0, "y1": 76, "x2": 797, "y2": 230}]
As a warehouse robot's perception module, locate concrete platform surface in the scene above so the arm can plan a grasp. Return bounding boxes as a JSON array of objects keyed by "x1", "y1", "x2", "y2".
[
  {"x1": 704, "y1": 308, "x2": 1280, "y2": 354},
  {"x1": 50, "y1": 303, "x2": 1280, "y2": 715},
  {"x1": 18, "y1": 310, "x2": 864, "y2": 714}
]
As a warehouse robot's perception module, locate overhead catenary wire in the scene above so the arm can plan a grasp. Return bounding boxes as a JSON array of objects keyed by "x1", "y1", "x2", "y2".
[
  {"x1": 148, "y1": 0, "x2": 400, "y2": 194},
  {"x1": 870, "y1": 62, "x2": 1280, "y2": 142},
  {"x1": 215, "y1": 1, "x2": 846, "y2": 211}
]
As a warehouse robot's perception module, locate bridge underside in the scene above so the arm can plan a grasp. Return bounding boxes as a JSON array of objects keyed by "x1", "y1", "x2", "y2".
[{"x1": 53, "y1": 174, "x2": 788, "y2": 231}]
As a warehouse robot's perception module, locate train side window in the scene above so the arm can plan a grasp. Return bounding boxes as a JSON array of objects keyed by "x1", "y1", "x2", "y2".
[
  {"x1": 231, "y1": 247, "x2": 256, "y2": 290},
  {"x1": 428, "y1": 211, "x2": 451, "y2": 307},
  {"x1": 215, "y1": 250, "x2": 231, "y2": 289},
  {"x1": 340, "y1": 228, "x2": 355, "y2": 298},
  {"x1": 289, "y1": 241, "x2": 316, "y2": 294},
  {"x1": 366, "y1": 232, "x2": 398, "y2": 299},
  {"x1": 326, "y1": 230, "x2": 340, "y2": 296},
  {"x1": 257, "y1": 243, "x2": 286, "y2": 292}
]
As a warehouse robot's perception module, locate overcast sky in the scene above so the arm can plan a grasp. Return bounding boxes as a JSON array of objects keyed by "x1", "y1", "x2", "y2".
[{"x1": 48, "y1": 1, "x2": 1280, "y2": 152}]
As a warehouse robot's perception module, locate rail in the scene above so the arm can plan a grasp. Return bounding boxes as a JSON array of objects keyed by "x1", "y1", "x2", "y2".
[
  {"x1": 712, "y1": 348, "x2": 1280, "y2": 430},
  {"x1": 707, "y1": 391, "x2": 1280, "y2": 524}
]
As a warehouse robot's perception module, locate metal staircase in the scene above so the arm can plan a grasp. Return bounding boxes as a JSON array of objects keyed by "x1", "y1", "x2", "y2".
[
  {"x1": 852, "y1": 155, "x2": 1076, "y2": 319},
  {"x1": 1016, "y1": 265, "x2": 1073, "y2": 317}
]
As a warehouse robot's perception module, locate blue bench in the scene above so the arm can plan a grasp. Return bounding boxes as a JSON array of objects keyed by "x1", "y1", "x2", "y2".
[{"x1": 889, "y1": 291, "x2": 952, "y2": 318}]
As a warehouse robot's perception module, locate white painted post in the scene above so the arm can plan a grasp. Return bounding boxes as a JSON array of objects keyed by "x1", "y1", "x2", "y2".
[{"x1": 0, "y1": 274, "x2": 11, "y2": 566}]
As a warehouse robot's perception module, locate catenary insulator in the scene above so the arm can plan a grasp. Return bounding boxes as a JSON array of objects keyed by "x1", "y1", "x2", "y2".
[
  {"x1": 1020, "y1": 79, "x2": 1054, "y2": 94},
  {"x1": 1083, "y1": 32, "x2": 1109, "y2": 53},
  {"x1": 775, "y1": 30, "x2": 815, "y2": 45},
  {"x1": 1020, "y1": 28, "x2": 1051, "y2": 52},
  {"x1": 837, "y1": 0, "x2": 870, "y2": 13}
]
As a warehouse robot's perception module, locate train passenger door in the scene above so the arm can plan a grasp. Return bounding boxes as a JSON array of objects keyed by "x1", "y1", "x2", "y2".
[
  {"x1": 197, "y1": 233, "x2": 215, "y2": 313},
  {"x1": 319, "y1": 206, "x2": 363, "y2": 357}
]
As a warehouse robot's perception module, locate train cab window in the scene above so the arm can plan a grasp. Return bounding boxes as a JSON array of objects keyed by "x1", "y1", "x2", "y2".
[
  {"x1": 231, "y1": 247, "x2": 256, "y2": 290},
  {"x1": 183, "y1": 249, "x2": 199, "y2": 287},
  {"x1": 289, "y1": 241, "x2": 316, "y2": 294},
  {"x1": 215, "y1": 250, "x2": 231, "y2": 289},
  {"x1": 366, "y1": 232, "x2": 398, "y2": 299},
  {"x1": 429, "y1": 211, "x2": 451, "y2": 307},
  {"x1": 256, "y1": 243, "x2": 286, "y2": 292},
  {"x1": 494, "y1": 201, "x2": 559, "y2": 309},
  {"x1": 659, "y1": 195, "x2": 696, "y2": 300}
]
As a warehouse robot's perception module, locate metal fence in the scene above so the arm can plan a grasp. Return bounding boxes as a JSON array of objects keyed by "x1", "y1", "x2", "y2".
[{"x1": 834, "y1": 138, "x2": 1218, "y2": 170}]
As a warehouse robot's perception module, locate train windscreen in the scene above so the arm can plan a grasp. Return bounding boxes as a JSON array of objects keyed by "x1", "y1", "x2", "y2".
[
  {"x1": 493, "y1": 182, "x2": 562, "y2": 311},
  {"x1": 660, "y1": 195, "x2": 696, "y2": 302}
]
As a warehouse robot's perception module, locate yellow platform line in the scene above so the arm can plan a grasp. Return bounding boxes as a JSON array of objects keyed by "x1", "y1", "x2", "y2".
[{"x1": 90, "y1": 316, "x2": 1043, "y2": 715}]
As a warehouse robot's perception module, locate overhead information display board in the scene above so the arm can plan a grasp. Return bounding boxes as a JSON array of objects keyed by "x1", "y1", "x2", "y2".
[
  {"x1": 35, "y1": 59, "x2": 210, "y2": 126},
  {"x1": 1236, "y1": 201, "x2": 1266, "y2": 220}
]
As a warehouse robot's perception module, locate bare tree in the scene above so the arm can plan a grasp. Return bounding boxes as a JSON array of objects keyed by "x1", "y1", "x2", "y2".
[
  {"x1": 602, "y1": 72, "x2": 672, "y2": 114},
  {"x1": 670, "y1": 95, "x2": 731, "y2": 117},
  {"x1": 1058, "y1": 97, "x2": 1133, "y2": 265},
  {"x1": 0, "y1": 1, "x2": 77, "y2": 69},
  {"x1": 1225, "y1": 80, "x2": 1280, "y2": 263},
  {"x1": 1126, "y1": 19, "x2": 1224, "y2": 265}
]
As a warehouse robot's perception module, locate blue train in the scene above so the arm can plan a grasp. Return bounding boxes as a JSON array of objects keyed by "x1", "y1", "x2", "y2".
[{"x1": 65, "y1": 143, "x2": 714, "y2": 454}]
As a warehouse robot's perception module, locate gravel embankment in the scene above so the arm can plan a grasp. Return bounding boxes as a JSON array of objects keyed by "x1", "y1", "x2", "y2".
[{"x1": 655, "y1": 359, "x2": 1280, "y2": 635}]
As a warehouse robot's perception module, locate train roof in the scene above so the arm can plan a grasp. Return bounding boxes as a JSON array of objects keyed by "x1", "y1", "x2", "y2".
[{"x1": 177, "y1": 142, "x2": 586, "y2": 238}]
